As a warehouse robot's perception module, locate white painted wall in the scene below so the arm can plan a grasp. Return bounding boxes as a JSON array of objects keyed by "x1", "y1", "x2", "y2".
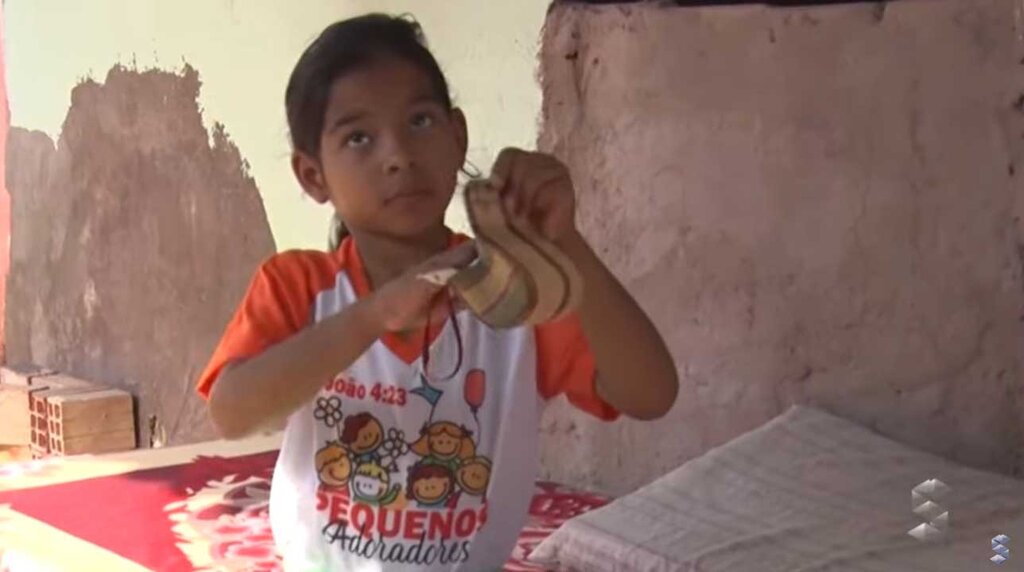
[{"x1": 4, "y1": 0, "x2": 550, "y2": 249}]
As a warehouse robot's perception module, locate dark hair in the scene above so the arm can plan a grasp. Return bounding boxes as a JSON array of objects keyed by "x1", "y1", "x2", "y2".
[
  {"x1": 286, "y1": 14, "x2": 454, "y2": 250},
  {"x1": 286, "y1": 14, "x2": 453, "y2": 158},
  {"x1": 340, "y1": 412, "x2": 377, "y2": 445},
  {"x1": 407, "y1": 462, "x2": 454, "y2": 498}
]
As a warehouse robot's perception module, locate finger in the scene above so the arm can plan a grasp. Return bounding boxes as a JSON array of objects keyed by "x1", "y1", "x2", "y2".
[
  {"x1": 414, "y1": 242, "x2": 476, "y2": 277},
  {"x1": 429, "y1": 241, "x2": 478, "y2": 269},
  {"x1": 539, "y1": 194, "x2": 574, "y2": 239},
  {"x1": 415, "y1": 268, "x2": 458, "y2": 287},
  {"x1": 516, "y1": 165, "x2": 566, "y2": 218},
  {"x1": 510, "y1": 153, "x2": 570, "y2": 216},
  {"x1": 491, "y1": 149, "x2": 535, "y2": 214},
  {"x1": 414, "y1": 244, "x2": 478, "y2": 290},
  {"x1": 411, "y1": 276, "x2": 448, "y2": 304},
  {"x1": 507, "y1": 153, "x2": 546, "y2": 214},
  {"x1": 489, "y1": 148, "x2": 524, "y2": 190}
]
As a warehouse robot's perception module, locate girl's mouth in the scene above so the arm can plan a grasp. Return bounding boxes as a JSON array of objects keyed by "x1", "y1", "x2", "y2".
[{"x1": 386, "y1": 189, "x2": 431, "y2": 203}]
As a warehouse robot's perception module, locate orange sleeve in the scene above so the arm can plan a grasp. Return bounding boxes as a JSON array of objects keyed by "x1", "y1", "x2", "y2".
[
  {"x1": 195, "y1": 252, "x2": 319, "y2": 399},
  {"x1": 535, "y1": 313, "x2": 619, "y2": 421}
]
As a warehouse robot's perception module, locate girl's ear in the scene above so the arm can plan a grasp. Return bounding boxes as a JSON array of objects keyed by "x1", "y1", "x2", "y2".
[
  {"x1": 292, "y1": 151, "x2": 330, "y2": 204},
  {"x1": 450, "y1": 108, "x2": 469, "y2": 165}
]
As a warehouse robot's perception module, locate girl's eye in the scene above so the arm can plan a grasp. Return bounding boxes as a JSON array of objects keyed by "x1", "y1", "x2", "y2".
[
  {"x1": 411, "y1": 113, "x2": 434, "y2": 129},
  {"x1": 346, "y1": 132, "x2": 371, "y2": 148}
]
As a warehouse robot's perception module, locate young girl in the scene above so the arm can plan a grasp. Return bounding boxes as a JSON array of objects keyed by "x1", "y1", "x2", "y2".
[{"x1": 197, "y1": 13, "x2": 678, "y2": 571}]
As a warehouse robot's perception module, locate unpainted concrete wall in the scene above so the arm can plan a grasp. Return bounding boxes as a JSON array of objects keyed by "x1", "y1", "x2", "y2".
[
  {"x1": 5, "y1": 66, "x2": 275, "y2": 447},
  {"x1": 538, "y1": 0, "x2": 1024, "y2": 495}
]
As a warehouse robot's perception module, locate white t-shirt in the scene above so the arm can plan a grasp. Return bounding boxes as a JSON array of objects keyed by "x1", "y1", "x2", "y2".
[{"x1": 197, "y1": 234, "x2": 618, "y2": 571}]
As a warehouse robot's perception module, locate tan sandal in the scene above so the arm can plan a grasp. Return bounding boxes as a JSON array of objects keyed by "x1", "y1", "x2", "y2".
[{"x1": 421, "y1": 179, "x2": 582, "y2": 328}]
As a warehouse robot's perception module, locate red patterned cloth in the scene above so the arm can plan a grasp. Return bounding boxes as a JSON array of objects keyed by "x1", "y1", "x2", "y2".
[{"x1": 0, "y1": 450, "x2": 609, "y2": 571}]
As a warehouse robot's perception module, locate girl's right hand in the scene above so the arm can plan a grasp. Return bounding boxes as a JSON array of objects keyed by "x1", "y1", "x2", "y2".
[{"x1": 367, "y1": 242, "x2": 477, "y2": 333}]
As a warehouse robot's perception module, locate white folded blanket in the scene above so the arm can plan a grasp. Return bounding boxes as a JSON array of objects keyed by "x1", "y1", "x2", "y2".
[{"x1": 531, "y1": 405, "x2": 1024, "y2": 571}]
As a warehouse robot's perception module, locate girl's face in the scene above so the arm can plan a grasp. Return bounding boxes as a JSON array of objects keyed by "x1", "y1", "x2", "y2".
[{"x1": 296, "y1": 56, "x2": 467, "y2": 239}]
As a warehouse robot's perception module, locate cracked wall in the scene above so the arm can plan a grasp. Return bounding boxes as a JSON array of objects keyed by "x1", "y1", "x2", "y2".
[
  {"x1": 3, "y1": 2, "x2": 554, "y2": 450},
  {"x1": 4, "y1": 0, "x2": 553, "y2": 250},
  {"x1": 5, "y1": 65, "x2": 276, "y2": 447},
  {"x1": 538, "y1": 0, "x2": 1024, "y2": 495}
]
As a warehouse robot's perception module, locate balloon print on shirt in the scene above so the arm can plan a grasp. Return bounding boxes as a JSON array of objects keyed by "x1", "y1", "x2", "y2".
[
  {"x1": 314, "y1": 370, "x2": 492, "y2": 505},
  {"x1": 407, "y1": 421, "x2": 476, "y2": 508},
  {"x1": 312, "y1": 368, "x2": 494, "y2": 564},
  {"x1": 407, "y1": 367, "x2": 492, "y2": 507}
]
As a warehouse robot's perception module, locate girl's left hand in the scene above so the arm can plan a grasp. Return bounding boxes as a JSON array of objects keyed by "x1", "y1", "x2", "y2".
[{"x1": 488, "y1": 148, "x2": 578, "y2": 246}]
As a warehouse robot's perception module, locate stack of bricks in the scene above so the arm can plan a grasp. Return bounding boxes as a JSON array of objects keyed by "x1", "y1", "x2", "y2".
[
  {"x1": 0, "y1": 364, "x2": 53, "y2": 458},
  {"x1": 0, "y1": 364, "x2": 137, "y2": 459},
  {"x1": 45, "y1": 389, "x2": 135, "y2": 456}
]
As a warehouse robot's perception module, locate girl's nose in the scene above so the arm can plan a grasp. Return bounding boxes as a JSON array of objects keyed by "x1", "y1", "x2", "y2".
[{"x1": 382, "y1": 134, "x2": 415, "y2": 174}]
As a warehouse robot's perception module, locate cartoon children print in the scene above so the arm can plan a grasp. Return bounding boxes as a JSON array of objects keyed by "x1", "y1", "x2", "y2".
[
  {"x1": 406, "y1": 463, "x2": 455, "y2": 508},
  {"x1": 313, "y1": 368, "x2": 493, "y2": 512},
  {"x1": 339, "y1": 412, "x2": 410, "y2": 474},
  {"x1": 456, "y1": 456, "x2": 491, "y2": 499},
  {"x1": 409, "y1": 422, "x2": 475, "y2": 472},
  {"x1": 403, "y1": 451, "x2": 493, "y2": 509},
  {"x1": 314, "y1": 398, "x2": 409, "y2": 507},
  {"x1": 340, "y1": 413, "x2": 384, "y2": 464},
  {"x1": 405, "y1": 368, "x2": 492, "y2": 508},
  {"x1": 407, "y1": 422, "x2": 476, "y2": 508},
  {"x1": 315, "y1": 442, "x2": 352, "y2": 489},
  {"x1": 351, "y1": 461, "x2": 401, "y2": 505}
]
